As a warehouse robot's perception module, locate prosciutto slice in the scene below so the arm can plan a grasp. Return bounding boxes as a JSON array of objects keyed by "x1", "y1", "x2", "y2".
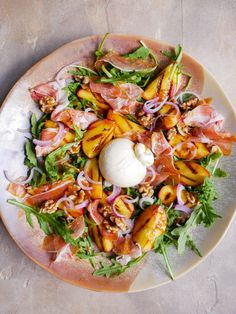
[
  {"x1": 30, "y1": 82, "x2": 57, "y2": 102},
  {"x1": 52, "y1": 109, "x2": 98, "y2": 130},
  {"x1": 95, "y1": 51, "x2": 157, "y2": 72},
  {"x1": 90, "y1": 81, "x2": 142, "y2": 111}
]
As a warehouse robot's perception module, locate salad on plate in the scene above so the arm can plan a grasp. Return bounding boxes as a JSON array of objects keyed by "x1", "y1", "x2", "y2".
[{"x1": 5, "y1": 34, "x2": 236, "y2": 279}]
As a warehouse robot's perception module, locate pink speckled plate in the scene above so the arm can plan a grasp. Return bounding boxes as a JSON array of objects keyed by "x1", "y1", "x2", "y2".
[{"x1": 0, "y1": 34, "x2": 235, "y2": 292}]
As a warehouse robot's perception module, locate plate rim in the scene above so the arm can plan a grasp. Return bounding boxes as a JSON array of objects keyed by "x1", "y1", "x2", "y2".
[{"x1": 0, "y1": 33, "x2": 236, "y2": 293}]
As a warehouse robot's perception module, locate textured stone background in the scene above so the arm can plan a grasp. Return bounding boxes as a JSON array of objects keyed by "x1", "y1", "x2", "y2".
[{"x1": 0, "y1": 0, "x2": 236, "y2": 313}]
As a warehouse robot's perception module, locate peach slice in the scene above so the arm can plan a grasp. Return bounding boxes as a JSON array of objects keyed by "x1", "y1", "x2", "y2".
[
  {"x1": 82, "y1": 119, "x2": 115, "y2": 158},
  {"x1": 158, "y1": 103, "x2": 181, "y2": 129},
  {"x1": 85, "y1": 158, "x2": 103, "y2": 199},
  {"x1": 77, "y1": 89, "x2": 110, "y2": 110},
  {"x1": 107, "y1": 110, "x2": 145, "y2": 137},
  {"x1": 158, "y1": 185, "x2": 177, "y2": 205},
  {"x1": 132, "y1": 205, "x2": 167, "y2": 252},
  {"x1": 169, "y1": 134, "x2": 210, "y2": 159},
  {"x1": 113, "y1": 197, "x2": 134, "y2": 219},
  {"x1": 175, "y1": 161, "x2": 210, "y2": 186},
  {"x1": 89, "y1": 225, "x2": 113, "y2": 252}
]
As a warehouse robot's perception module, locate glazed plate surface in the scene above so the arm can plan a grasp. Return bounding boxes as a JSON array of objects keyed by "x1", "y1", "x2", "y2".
[{"x1": 0, "y1": 34, "x2": 235, "y2": 292}]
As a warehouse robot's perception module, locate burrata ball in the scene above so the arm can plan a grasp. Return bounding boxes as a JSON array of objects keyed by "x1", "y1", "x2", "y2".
[{"x1": 99, "y1": 138, "x2": 147, "y2": 187}]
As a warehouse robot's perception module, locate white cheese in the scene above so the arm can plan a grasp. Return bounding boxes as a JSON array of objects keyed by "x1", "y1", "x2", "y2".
[{"x1": 99, "y1": 138, "x2": 153, "y2": 187}]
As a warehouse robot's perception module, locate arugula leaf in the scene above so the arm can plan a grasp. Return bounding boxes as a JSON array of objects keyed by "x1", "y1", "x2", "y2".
[
  {"x1": 8, "y1": 199, "x2": 95, "y2": 258},
  {"x1": 24, "y1": 139, "x2": 37, "y2": 168},
  {"x1": 171, "y1": 208, "x2": 201, "y2": 254},
  {"x1": 95, "y1": 33, "x2": 109, "y2": 59},
  {"x1": 45, "y1": 143, "x2": 75, "y2": 180},
  {"x1": 154, "y1": 235, "x2": 174, "y2": 279},
  {"x1": 126, "y1": 46, "x2": 150, "y2": 59},
  {"x1": 30, "y1": 113, "x2": 49, "y2": 139},
  {"x1": 93, "y1": 254, "x2": 146, "y2": 278},
  {"x1": 125, "y1": 114, "x2": 140, "y2": 124},
  {"x1": 200, "y1": 151, "x2": 222, "y2": 168},
  {"x1": 161, "y1": 44, "x2": 183, "y2": 63},
  {"x1": 213, "y1": 168, "x2": 227, "y2": 178},
  {"x1": 73, "y1": 125, "x2": 84, "y2": 141},
  {"x1": 30, "y1": 114, "x2": 38, "y2": 138}
]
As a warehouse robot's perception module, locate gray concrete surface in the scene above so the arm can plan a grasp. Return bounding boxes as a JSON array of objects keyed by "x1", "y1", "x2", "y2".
[{"x1": 0, "y1": 0, "x2": 236, "y2": 313}]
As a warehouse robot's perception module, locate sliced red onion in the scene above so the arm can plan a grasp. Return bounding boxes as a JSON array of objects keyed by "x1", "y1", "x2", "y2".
[
  {"x1": 175, "y1": 90, "x2": 202, "y2": 103},
  {"x1": 85, "y1": 108, "x2": 94, "y2": 113},
  {"x1": 4, "y1": 167, "x2": 43, "y2": 185},
  {"x1": 77, "y1": 171, "x2": 93, "y2": 191},
  {"x1": 33, "y1": 122, "x2": 65, "y2": 147},
  {"x1": 88, "y1": 200, "x2": 103, "y2": 225},
  {"x1": 74, "y1": 199, "x2": 89, "y2": 210},
  {"x1": 174, "y1": 204, "x2": 192, "y2": 214},
  {"x1": 176, "y1": 184, "x2": 185, "y2": 206},
  {"x1": 112, "y1": 196, "x2": 126, "y2": 218},
  {"x1": 106, "y1": 185, "x2": 121, "y2": 203},
  {"x1": 139, "y1": 196, "x2": 155, "y2": 209},
  {"x1": 123, "y1": 195, "x2": 139, "y2": 204},
  {"x1": 103, "y1": 180, "x2": 112, "y2": 188},
  {"x1": 141, "y1": 166, "x2": 156, "y2": 184},
  {"x1": 55, "y1": 62, "x2": 97, "y2": 87},
  {"x1": 55, "y1": 196, "x2": 74, "y2": 209},
  {"x1": 121, "y1": 219, "x2": 134, "y2": 235},
  {"x1": 84, "y1": 161, "x2": 102, "y2": 185},
  {"x1": 55, "y1": 153, "x2": 70, "y2": 165},
  {"x1": 143, "y1": 97, "x2": 168, "y2": 114}
]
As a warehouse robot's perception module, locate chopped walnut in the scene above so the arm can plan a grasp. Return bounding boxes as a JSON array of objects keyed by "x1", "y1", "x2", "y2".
[
  {"x1": 103, "y1": 220, "x2": 120, "y2": 233},
  {"x1": 179, "y1": 97, "x2": 199, "y2": 110},
  {"x1": 139, "y1": 183, "x2": 154, "y2": 197},
  {"x1": 39, "y1": 96, "x2": 57, "y2": 113},
  {"x1": 99, "y1": 204, "x2": 127, "y2": 232},
  {"x1": 138, "y1": 114, "x2": 154, "y2": 129},
  {"x1": 40, "y1": 200, "x2": 57, "y2": 214},
  {"x1": 185, "y1": 191, "x2": 199, "y2": 207},
  {"x1": 167, "y1": 127, "x2": 177, "y2": 140},
  {"x1": 69, "y1": 143, "x2": 81, "y2": 154},
  {"x1": 176, "y1": 121, "x2": 191, "y2": 136},
  {"x1": 76, "y1": 190, "x2": 85, "y2": 203}
]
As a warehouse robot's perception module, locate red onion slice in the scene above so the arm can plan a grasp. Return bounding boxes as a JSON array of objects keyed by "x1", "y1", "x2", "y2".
[
  {"x1": 106, "y1": 185, "x2": 121, "y2": 203},
  {"x1": 143, "y1": 97, "x2": 168, "y2": 114},
  {"x1": 55, "y1": 196, "x2": 74, "y2": 209},
  {"x1": 175, "y1": 90, "x2": 202, "y2": 103},
  {"x1": 84, "y1": 161, "x2": 102, "y2": 185},
  {"x1": 139, "y1": 196, "x2": 155, "y2": 209},
  {"x1": 174, "y1": 204, "x2": 192, "y2": 214},
  {"x1": 88, "y1": 200, "x2": 103, "y2": 225},
  {"x1": 77, "y1": 171, "x2": 93, "y2": 191},
  {"x1": 4, "y1": 167, "x2": 43, "y2": 185},
  {"x1": 141, "y1": 166, "x2": 156, "y2": 184},
  {"x1": 33, "y1": 122, "x2": 65, "y2": 147},
  {"x1": 121, "y1": 219, "x2": 134, "y2": 235},
  {"x1": 74, "y1": 200, "x2": 89, "y2": 211},
  {"x1": 112, "y1": 196, "x2": 126, "y2": 218},
  {"x1": 176, "y1": 184, "x2": 185, "y2": 206},
  {"x1": 123, "y1": 195, "x2": 139, "y2": 204}
]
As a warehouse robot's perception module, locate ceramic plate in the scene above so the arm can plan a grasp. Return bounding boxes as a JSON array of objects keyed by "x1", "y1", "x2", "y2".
[{"x1": 0, "y1": 34, "x2": 235, "y2": 292}]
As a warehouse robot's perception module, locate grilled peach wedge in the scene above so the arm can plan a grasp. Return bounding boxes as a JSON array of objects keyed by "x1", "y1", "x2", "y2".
[
  {"x1": 158, "y1": 185, "x2": 177, "y2": 205},
  {"x1": 85, "y1": 158, "x2": 102, "y2": 199},
  {"x1": 89, "y1": 225, "x2": 113, "y2": 252},
  {"x1": 77, "y1": 89, "x2": 110, "y2": 110},
  {"x1": 107, "y1": 110, "x2": 145, "y2": 137},
  {"x1": 132, "y1": 205, "x2": 167, "y2": 252},
  {"x1": 82, "y1": 119, "x2": 115, "y2": 158},
  {"x1": 113, "y1": 196, "x2": 134, "y2": 219},
  {"x1": 175, "y1": 161, "x2": 210, "y2": 186},
  {"x1": 169, "y1": 134, "x2": 210, "y2": 159},
  {"x1": 158, "y1": 103, "x2": 181, "y2": 129}
]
